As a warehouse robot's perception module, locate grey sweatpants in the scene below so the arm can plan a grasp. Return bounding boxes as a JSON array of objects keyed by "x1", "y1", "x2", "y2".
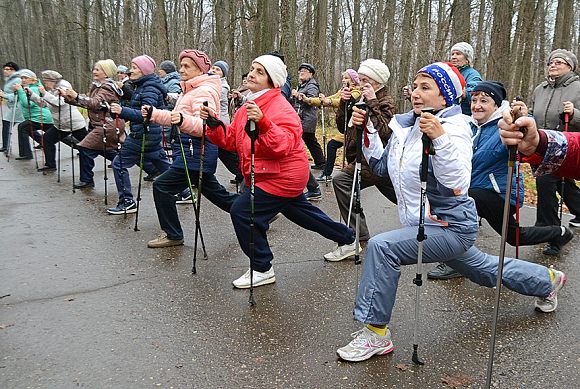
[{"x1": 354, "y1": 225, "x2": 553, "y2": 325}]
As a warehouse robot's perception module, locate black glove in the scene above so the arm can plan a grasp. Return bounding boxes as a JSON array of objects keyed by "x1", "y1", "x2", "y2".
[
  {"x1": 170, "y1": 124, "x2": 180, "y2": 144},
  {"x1": 244, "y1": 120, "x2": 258, "y2": 142},
  {"x1": 206, "y1": 114, "x2": 227, "y2": 137}
]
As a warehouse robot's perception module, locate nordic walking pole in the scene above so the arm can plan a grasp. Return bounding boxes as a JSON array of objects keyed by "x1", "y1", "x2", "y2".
[
  {"x1": 39, "y1": 96, "x2": 45, "y2": 169},
  {"x1": 192, "y1": 101, "x2": 209, "y2": 274},
  {"x1": 558, "y1": 112, "x2": 569, "y2": 226},
  {"x1": 98, "y1": 100, "x2": 109, "y2": 205},
  {"x1": 134, "y1": 106, "x2": 152, "y2": 231},
  {"x1": 515, "y1": 152, "x2": 520, "y2": 258},
  {"x1": 353, "y1": 102, "x2": 366, "y2": 295},
  {"x1": 112, "y1": 111, "x2": 127, "y2": 219},
  {"x1": 70, "y1": 104, "x2": 76, "y2": 193},
  {"x1": 172, "y1": 123, "x2": 208, "y2": 264},
  {"x1": 320, "y1": 100, "x2": 328, "y2": 186},
  {"x1": 246, "y1": 117, "x2": 258, "y2": 306},
  {"x1": 57, "y1": 95, "x2": 61, "y2": 182},
  {"x1": 341, "y1": 82, "x2": 351, "y2": 171},
  {"x1": 25, "y1": 91, "x2": 39, "y2": 169},
  {"x1": 412, "y1": 107, "x2": 436, "y2": 366},
  {"x1": 485, "y1": 106, "x2": 526, "y2": 388},
  {"x1": 7, "y1": 92, "x2": 18, "y2": 161}
]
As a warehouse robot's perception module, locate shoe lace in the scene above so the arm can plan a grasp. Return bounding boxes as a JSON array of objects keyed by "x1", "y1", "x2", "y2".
[{"x1": 349, "y1": 329, "x2": 372, "y2": 347}]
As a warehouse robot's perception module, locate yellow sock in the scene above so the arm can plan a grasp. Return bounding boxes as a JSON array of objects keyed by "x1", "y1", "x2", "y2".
[
  {"x1": 367, "y1": 324, "x2": 387, "y2": 337},
  {"x1": 549, "y1": 269, "x2": 554, "y2": 282}
]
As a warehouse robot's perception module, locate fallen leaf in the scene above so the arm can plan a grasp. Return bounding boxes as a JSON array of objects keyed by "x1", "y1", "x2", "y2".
[
  {"x1": 442, "y1": 372, "x2": 476, "y2": 388},
  {"x1": 175, "y1": 364, "x2": 183, "y2": 369},
  {"x1": 395, "y1": 363, "x2": 408, "y2": 371},
  {"x1": 64, "y1": 298, "x2": 75, "y2": 301},
  {"x1": 0, "y1": 324, "x2": 14, "y2": 329}
]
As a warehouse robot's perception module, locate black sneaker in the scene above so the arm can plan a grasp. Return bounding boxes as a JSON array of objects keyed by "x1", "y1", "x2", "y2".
[
  {"x1": 569, "y1": 218, "x2": 580, "y2": 228},
  {"x1": 543, "y1": 227, "x2": 574, "y2": 255},
  {"x1": 107, "y1": 201, "x2": 137, "y2": 215},
  {"x1": 144, "y1": 170, "x2": 161, "y2": 182},
  {"x1": 310, "y1": 162, "x2": 326, "y2": 170},
  {"x1": 427, "y1": 263, "x2": 464, "y2": 280},
  {"x1": 305, "y1": 188, "x2": 322, "y2": 200},
  {"x1": 37, "y1": 166, "x2": 56, "y2": 172}
]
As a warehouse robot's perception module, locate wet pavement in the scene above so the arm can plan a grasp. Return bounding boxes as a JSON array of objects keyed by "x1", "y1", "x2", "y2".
[{"x1": 1, "y1": 136, "x2": 579, "y2": 388}]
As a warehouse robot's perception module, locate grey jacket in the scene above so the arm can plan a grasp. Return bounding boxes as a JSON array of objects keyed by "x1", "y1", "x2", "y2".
[
  {"x1": 29, "y1": 79, "x2": 87, "y2": 132},
  {"x1": 3, "y1": 71, "x2": 25, "y2": 123},
  {"x1": 292, "y1": 77, "x2": 320, "y2": 133},
  {"x1": 530, "y1": 71, "x2": 580, "y2": 132},
  {"x1": 219, "y1": 77, "x2": 230, "y2": 124}
]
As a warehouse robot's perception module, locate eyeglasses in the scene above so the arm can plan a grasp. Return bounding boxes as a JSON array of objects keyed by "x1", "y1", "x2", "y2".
[
  {"x1": 299, "y1": 69, "x2": 310, "y2": 73},
  {"x1": 548, "y1": 60, "x2": 568, "y2": 67}
]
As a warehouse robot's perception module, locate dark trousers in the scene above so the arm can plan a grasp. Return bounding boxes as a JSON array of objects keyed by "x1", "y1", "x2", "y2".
[
  {"x1": 306, "y1": 171, "x2": 319, "y2": 192},
  {"x1": 17, "y1": 120, "x2": 47, "y2": 158},
  {"x1": 302, "y1": 132, "x2": 325, "y2": 165},
  {"x1": 469, "y1": 188, "x2": 561, "y2": 246},
  {"x1": 2, "y1": 120, "x2": 17, "y2": 149},
  {"x1": 153, "y1": 167, "x2": 240, "y2": 240},
  {"x1": 230, "y1": 186, "x2": 354, "y2": 272},
  {"x1": 323, "y1": 139, "x2": 343, "y2": 176},
  {"x1": 42, "y1": 127, "x2": 88, "y2": 168},
  {"x1": 78, "y1": 146, "x2": 117, "y2": 183},
  {"x1": 218, "y1": 148, "x2": 243, "y2": 182},
  {"x1": 535, "y1": 175, "x2": 580, "y2": 226},
  {"x1": 112, "y1": 148, "x2": 170, "y2": 204}
]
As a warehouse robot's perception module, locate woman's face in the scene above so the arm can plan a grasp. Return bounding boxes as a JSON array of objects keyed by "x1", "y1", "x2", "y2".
[
  {"x1": 158, "y1": 69, "x2": 167, "y2": 78},
  {"x1": 210, "y1": 65, "x2": 224, "y2": 78},
  {"x1": 3, "y1": 67, "x2": 15, "y2": 78},
  {"x1": 44, "y1": 80, "x2": 57, "y2": 90},
  {"x1": 93, "y1": 64, "x2": 107, "y2": 82},
  {"x1": 129, "y1": 63, "x2": 144, "y2": 81},
  {"x1": 358, "y1": 74, "x2": 381, "y2": 92},
  {"x1": 548, "y1": 58, "x2": 572, "y2": 79},
  {"x1": 20, "y1": 76, "x2": 32, "y2": 86},
  {"x1": 411, "y1": 73, "x2": 447, "y2": 114},
  {"x1": 342, "y1": 73, "x2": 353, "y2": 88},
  {"x1": 117, "y1": 71, "x2": 126, "y2": 81},
  {"x1": 471, "y1": 92, "x2": 498, "y2": 125},
  {"x1": 450, "y1": 50, "x2": 469, "y2": 67},
  {"x1": 246, "y1": 62, "x2": 272, "y2": 93},
  {"x1": 179, "y1": 57, "x2": 203, "y2": 81}
]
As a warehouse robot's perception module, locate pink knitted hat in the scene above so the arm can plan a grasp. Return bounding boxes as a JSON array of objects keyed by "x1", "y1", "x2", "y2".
[
  {"x1": 132, "y1": 55, "x2": 156, "y2": 76},
  {"x1": 179, "y1": 50, "x2": 211, "y2": 74}
]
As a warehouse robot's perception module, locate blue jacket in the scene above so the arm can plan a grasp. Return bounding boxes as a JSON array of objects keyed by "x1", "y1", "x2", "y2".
[
  {"x1": 470, "y1": 101, "x2": 524, "y2": 208},
  {"x1": 119, "y1": 74, "x2": 167, "y2": 154},
  {"x1": 161, "y1": 72, "x2": 182, "y2": 110},
  {"x1": 457, "y1": 65, "x2": 483, "y2": 115}
]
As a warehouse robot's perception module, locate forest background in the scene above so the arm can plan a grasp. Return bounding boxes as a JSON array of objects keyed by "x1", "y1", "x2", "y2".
[{"x1": 1, "y1": 0, "x2": 580, "y2": 112}]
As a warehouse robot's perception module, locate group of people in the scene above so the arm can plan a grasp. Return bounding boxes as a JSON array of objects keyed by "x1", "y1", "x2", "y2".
[{"x1": 1, "y1": 41, "x2": 575, "y2": 364}]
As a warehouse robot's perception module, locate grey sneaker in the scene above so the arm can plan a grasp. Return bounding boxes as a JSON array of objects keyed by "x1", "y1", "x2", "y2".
[
  {"x1": 535, "y1": 268, "x2": 566, "y2": 313},
  {"x1": 232, "y1": 267, "x2": 276, "y2": 288},
  {"x1": 337, "y1": 327, "x2": 394, "y2": 362},
  {"x1": 427, "y1": 263, "x2": 464, "y2": 280},
  {"x1": 147, "y1": 232, "x2": 184, "y2": 248},
  {"x1": 324, "y1": 242, "x2": 358, "y2": 261}
]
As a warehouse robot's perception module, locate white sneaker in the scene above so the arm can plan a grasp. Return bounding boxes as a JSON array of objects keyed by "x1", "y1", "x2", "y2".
[
  {"x1": 324, "y1": 242, "x2": 358, "y2": 261},
  {"x1": 337, "y1": 327, "x2": 394, "y2": 362},
  {"x1": 535, "y1": 268, "x2": 566, "y2": 312},
  {"x1": 232, "y1": 267, "x2": 276, "y2": 288}
]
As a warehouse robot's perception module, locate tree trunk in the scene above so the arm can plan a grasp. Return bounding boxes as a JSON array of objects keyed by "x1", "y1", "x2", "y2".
[{"x1": 487, "y1": 0, "x2": 514, "y2": 84}]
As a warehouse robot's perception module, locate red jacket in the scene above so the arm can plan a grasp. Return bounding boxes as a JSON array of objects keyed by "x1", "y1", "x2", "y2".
[
  {"x1": 555, "y1": 131, "x2": 580, "y2": 179},
  {"x1": 206, "y1": 88, "x2": 309, "y2": 197}
]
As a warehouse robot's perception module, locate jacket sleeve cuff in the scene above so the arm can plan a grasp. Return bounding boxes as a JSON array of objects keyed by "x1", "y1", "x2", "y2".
[
  {"x1": 521, "y1": 130, "x2": 548, "y2": 165},
  {"x1": 530, "y1": 130, "x2": 568, "y2": 176}
]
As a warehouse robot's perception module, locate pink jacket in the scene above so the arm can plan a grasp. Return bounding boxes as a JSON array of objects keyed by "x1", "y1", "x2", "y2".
[
  {"x1": 206, "y1": 88, "x2": 309, "y2": 197},
  {"x1": 150, "y1": 74, "x2": 221, "y2": 137}
]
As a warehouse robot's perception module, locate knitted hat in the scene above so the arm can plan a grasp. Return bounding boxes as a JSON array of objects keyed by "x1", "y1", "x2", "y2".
[
  {"x1": 19, "y1": 69, "x2": 37, "y2": 80},
  {"x1": 252, "y1": 55, "x2": 288, "y2": 88},
  {"x1": 96, "y1": 59, "x2": 117, "y2": 79},
  {"x1": 160, "y1": 60, "x2": 176, "y2": 74},
  {"x1": 417, "y1": 62, "x2": 466, "y2": 107},
  {"x1": 299, "y1": 63, "x2": 315, "y2": 75},
  {"x1": 212, "y1": 61, "x2": 229, "y2": 77},
  {"x1": 451, "y1": 42, "x2": 475, "y2": 64},
  {"x1": 4, "y1": 62, "x2": 20, "y2": 71},
  {"x1": 41, "y1": 70, "x2": 62, "y2": 83},
  {"x1": 132, "y1": 55, "x2": 155, "y2": 76},
  {"x1": 179, "y1": 50, "x2": 211, "y2": 74},
  {"x1": 472, "y1": 81, "x2": 506, "y2": 108},
  {"x1": 548, "y1": 49, "x2": 578, "y2": 72},
  {"x1": 117, "y1": 65, "x2": 128, "y2": 74},
  {"x1": 358, "y1": 59, "x2": 390, "y2": 85},
  {"x1": 344, "y1": 69, "x2": 359, "y2": 85}
]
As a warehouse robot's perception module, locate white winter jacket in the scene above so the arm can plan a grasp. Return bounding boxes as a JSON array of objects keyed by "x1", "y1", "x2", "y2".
[{"x1": 363, "y1": 105, "x2": 478, "y2": 232}]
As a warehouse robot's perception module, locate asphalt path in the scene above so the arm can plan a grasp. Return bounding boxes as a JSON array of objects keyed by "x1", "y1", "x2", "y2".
[{"x1": 1, "y1": 130, "x2": 579, "y2": 388}]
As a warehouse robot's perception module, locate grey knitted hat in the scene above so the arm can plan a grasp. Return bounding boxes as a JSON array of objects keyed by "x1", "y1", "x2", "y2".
[{"x1": 549, "y1": 49, "x2": 578, "y2": 72}]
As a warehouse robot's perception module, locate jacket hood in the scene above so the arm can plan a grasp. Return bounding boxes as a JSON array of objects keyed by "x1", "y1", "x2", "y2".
[
  {"x1": 180, "y1": 73, "x2": 221, "y2": 96},
  {"x1": 162, "y1": 71, "x2": 181, "y2": 83},
  {"x1": 135, "y1": 73, "x2": 168, "y2": 98},
  {"x1": 94, "y1": 78, "x2": 124, "y2": 96},
  {"x1": 544, "y1": 71, "x2": 579, "y2": 88}
]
